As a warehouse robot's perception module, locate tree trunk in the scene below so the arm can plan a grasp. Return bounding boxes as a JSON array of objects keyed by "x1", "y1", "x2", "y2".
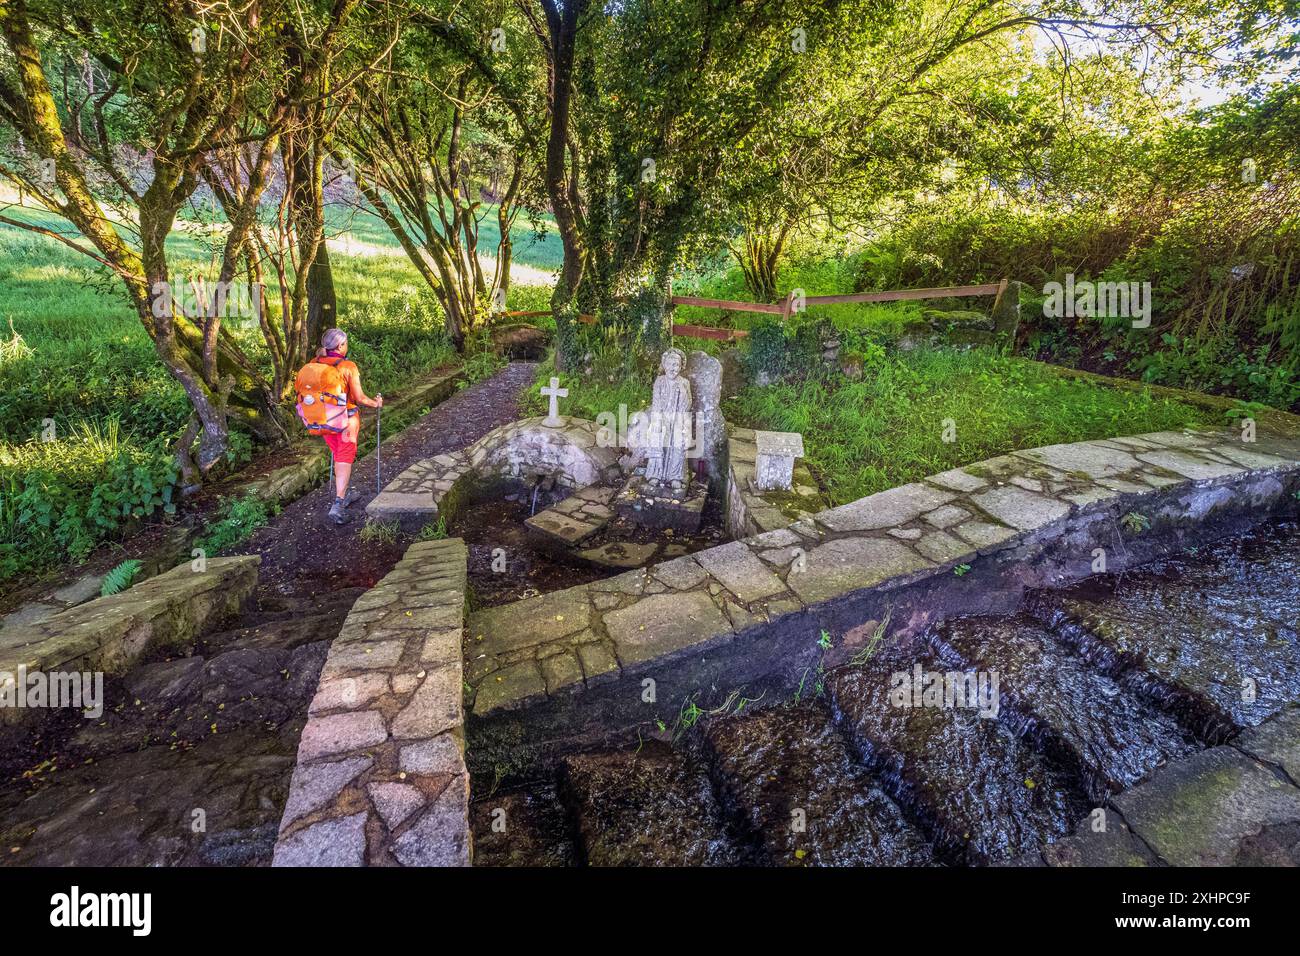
[{"x1": 539, "y1": 0, "x2": 589, "y2": 370}]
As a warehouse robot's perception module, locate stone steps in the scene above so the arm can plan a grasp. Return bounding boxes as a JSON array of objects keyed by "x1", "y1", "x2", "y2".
[
  {"x1": 558, "y1": 742, "x2": 744, "y2": 866},
  {"x1": 1027, "y1": 527, "x2": 1300, "y2": 742},
  {"x1": 524, "y1": 485, "x2": 616, "y2": 546},
  {"x1": 825, "y1": 645, "x2": 1089, "y2": 865},
  {"x1": 467, "y1": 523, "x2": 1300, "y2": 867},
  {"x1": 702, "y1": 705, "x2": 933, "y2": 866},
  {"x1": 927, "y1": 615, "x2": 1197, "y2": 801}
]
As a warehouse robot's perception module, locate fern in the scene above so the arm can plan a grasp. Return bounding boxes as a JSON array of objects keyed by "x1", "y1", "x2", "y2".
[{"x1": 100, "y1": 559, "x2": 143, "y2": 597}]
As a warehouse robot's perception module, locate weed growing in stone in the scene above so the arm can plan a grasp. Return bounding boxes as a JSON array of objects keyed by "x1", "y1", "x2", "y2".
[
  {"x1": 849, "y1": 609, "x2": 893, "y2": 666},
  {"x1": 671, "y1": 696, "x2": 705, "y2": 740},
  {"x1": 1122, "y1": 511, "x2": 1152, "y2": 534},
  {"x1": 360, "y1": 520, "x2": 400, "y2": 545},
  {"x1": 418, "y1": 518, "x2": 448, "y2": 540}
]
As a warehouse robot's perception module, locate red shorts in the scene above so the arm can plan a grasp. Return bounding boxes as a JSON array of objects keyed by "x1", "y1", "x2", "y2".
[{"x1": 323, "y1": 431, "x2": 357, "y2": 464}]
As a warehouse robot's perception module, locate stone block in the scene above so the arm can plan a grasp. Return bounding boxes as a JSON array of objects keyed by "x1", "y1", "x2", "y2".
[
  {"x1": 786, "y1": 536, "x2": 933, "y2": 605},
  {"x1": 1113, "y1": 746, "x2": 1300, "y2": 866},
  {"x1": 692, "y1": 541, "x2": 785, "y2": 604},
  {"x1": 753, "y1": 431, "x2": 804, "y2": 491},
  {"x1": 603, "y1": 591, "x2": 732, "y2": 666},
  {"x1": 273, "y1": 812, "x2": 368, "y2": 867},
  {"x1": 818, "y1": 482, "x2": 956, "y2": 533},
  {"x1": 281, "y1": 756, "x2": 373, "y2": 827},
  {"x1": 390, "y1": 775, "x2": 471, "y2": 867},
  {"x1": 297, "y1": 710, "x2": 388, "y2": 761}
]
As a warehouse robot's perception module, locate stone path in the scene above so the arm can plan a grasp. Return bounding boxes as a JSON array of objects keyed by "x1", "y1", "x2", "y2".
[
  {"x1": 273, "y1": 540, "x2": 469, "y2": 867},
  {"x1": 247, "y1": 362, "x2": 539, "y2": 591}
]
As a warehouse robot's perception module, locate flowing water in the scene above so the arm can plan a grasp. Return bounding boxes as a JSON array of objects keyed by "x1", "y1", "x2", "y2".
[{"x1": 470, "y1": 521, "x2": 1300, "y2": 866}]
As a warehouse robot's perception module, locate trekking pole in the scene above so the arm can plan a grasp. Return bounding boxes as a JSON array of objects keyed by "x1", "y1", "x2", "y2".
[{"x1": 375, "y1": 395, "x2": 382, "y2": 495}]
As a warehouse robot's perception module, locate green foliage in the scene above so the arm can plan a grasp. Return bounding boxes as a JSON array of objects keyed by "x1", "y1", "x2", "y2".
[
  {"x1": 418, "y1": 517, "x2": 448, "y2": 541},
  {"x1": 849, "y1": 609, "x2": 892, "y2": 666},
  {"x1": 458, "y1": 333, "x2": 509, "y2": 388},
  {"x1": 523, "y1": 355, "x2": 651, "y2": 425},
  {"x1": 742, "y1": 319, "x2": 790, "y2": 380},
  {"x1": 1121, "y1": 512, "x2": 1152, "y2": 535},
  {"x1": 0, "y1": 421, "x2": 179, "y2": 583},
  {"x1": 728, "y1": 347, "x2": 1205, "y2": 506},
  {"x1": 100, "y1": 559, "x2": 143, "y2": 597},
  {"x1": 195, "y1": 494, "x2": 275, "y2": 556}
]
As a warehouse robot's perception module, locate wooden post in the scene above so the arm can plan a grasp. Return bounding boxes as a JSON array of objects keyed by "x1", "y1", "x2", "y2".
[
  {"x1": 990, "y1": 277, "x2": 1009, "y2": 319},
  {"x1": 780, "y1": 290, "x2": 795, "y2": 323}
]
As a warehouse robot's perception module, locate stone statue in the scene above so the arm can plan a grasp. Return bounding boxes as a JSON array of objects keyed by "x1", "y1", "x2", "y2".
[{"x1": 643, "y1": 347, "x2": 693, "y2": 490}]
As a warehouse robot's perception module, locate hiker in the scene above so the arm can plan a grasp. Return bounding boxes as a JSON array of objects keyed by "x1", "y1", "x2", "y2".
[{"x1": 294, "y1": 328, "x2": 383, "y2": 525}]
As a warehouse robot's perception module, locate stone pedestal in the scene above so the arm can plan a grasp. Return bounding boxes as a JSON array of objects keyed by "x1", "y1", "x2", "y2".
[
  {"x1": 754, "y1": 430, "x2": 805, "y2": 491},
  {"x1": 614, "y1": 473, "x2": 707, "y2": 534}
]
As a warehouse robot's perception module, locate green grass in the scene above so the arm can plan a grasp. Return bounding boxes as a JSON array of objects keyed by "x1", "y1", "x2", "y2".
[
  {"x1": 521, "y1": 355, "x2": 652, "y2": 422},
  {"x1": 728, "y1": 347, "x2": 1207, "y2": 505},
  {"x1": 521, "y1": 334, "x2": 1205, "y2": 510},
  {"x1": 359, "y1": 518, "x2": 400, "y2": 544},
  {"x1": 0, "y1": 191, "x2": 560, "y2": 585}
]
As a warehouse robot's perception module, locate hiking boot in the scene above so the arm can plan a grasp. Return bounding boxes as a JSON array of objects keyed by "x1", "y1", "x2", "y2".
[
  {"x1": 342, "y1": 487, "x2": 362, "y2": 508},
  {"x1": 327, "y1": 497, "x2": 351, "y2": 525}
]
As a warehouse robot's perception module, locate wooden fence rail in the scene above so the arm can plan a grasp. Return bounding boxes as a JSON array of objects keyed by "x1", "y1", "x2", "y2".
[{"x1": 501, "y1": 278, "x2": 1011, "y2": 343}]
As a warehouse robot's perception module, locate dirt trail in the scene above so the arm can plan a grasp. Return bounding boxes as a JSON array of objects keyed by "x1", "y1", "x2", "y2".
[
  {"x1": 0, "y1": 362, "x2": 537, "y2": 866},
  {"x1": 245, "y1": 361, "x2": 539, "y2": 594}
]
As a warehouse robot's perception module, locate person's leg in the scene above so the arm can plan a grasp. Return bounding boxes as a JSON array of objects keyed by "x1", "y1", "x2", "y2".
[
  {"x1": 325, "y1": 424, "x2": 359, "y2": 524},
  {"x1": 334, "y1": 459, "x2": 352, "y2": 499},
  {"x1": 340, "y1": 413, "x2": 361, "y2": 505}
]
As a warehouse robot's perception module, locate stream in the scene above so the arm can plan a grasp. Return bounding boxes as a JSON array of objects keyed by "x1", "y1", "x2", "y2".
[{"x1": 470, "y1": 520, "x2": 1300, "y2": 866}]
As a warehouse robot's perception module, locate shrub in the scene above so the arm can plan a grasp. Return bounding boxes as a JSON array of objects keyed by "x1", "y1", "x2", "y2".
[
  {"x1": 194, "y1": 494, "x2": 275, "y2": 555},
  {"x1": 0, "y1": 421, "x2": 179, "y2": 583}
]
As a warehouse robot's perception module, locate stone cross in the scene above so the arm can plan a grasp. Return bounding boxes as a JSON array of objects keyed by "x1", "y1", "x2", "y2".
[{"x1": 541, "y1": 376, "x2": 568, "y2": 426}]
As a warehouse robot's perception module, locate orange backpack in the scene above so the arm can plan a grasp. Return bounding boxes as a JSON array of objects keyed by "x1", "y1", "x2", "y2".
[{"x1": 294, "y1": 355, "x2": 350, "y2": 436}]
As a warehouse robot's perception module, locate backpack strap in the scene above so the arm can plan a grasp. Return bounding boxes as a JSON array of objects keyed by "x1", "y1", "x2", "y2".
[{"x1": 316, "y1": 354, "x2": 345, "y2": 367}]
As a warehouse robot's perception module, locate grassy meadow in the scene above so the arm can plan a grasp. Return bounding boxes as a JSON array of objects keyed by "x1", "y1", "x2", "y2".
[{"x1": 0, "y1": 191, "x2": 562, "y2": 585}]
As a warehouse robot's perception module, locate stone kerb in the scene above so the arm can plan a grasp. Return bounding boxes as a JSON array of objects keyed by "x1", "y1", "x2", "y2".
[
  {"x1": 0, "y1": 556, "x2": 259, "y2": 729},
  {"x1": 273, "y1": 538, "x2": 471, "y2": 867},
  {"x1": 367, "y1": 416, "x2": 622, "y2": 521},
  {"x1": 1017, "y1": 704, "x2": 1300, "y2": 866},
  {"x1": 365, "y1": 449, "x2": 471, "y2": 520},
  {"x1": 725, "y1": 426, "x2": 821, "y2": 537},
  {"x1": 466, "y1": 427, "x2": 1300, "y2": 720}
]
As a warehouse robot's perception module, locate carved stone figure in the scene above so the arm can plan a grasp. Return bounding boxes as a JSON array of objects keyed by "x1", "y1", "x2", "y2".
[{"x1": 643, "y1": 348, "x2": 693, "y2": 490}]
